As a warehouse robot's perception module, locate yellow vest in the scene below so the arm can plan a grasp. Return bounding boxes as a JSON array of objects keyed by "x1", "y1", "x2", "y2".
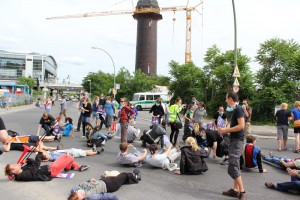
[{"x1": 169, "y1": 104, "x2": 182, "y2": 122}]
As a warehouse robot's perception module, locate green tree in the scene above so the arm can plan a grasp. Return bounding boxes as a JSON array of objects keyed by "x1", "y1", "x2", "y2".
[
  {"x1": 82, "y1": 67, "x2": 171, "y2": 101},
  {"x1": 203, "y1": 45, "x2": 254, "y2": 114},
  {"x1": 17, "y1": 76, "x2": 36, "y2": 93},
  {"x1": 253, "y1": 38, "x2": 300, "y2": 121},
  {"x1": 168, "y1": 61, "x2": 205, "y2": 104},
  {"x1": 255, "y1": 38, "x2": 300, "y2": 100}
]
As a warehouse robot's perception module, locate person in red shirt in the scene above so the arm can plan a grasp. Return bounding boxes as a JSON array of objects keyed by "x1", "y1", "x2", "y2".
[{"x1": 119, "y1": 98, "x2": 136, "y2": 143}]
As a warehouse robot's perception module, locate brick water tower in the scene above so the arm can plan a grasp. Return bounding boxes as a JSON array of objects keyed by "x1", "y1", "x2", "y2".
[{"x1": 133, "y1": 0, "x2": 162, "y2": 76}]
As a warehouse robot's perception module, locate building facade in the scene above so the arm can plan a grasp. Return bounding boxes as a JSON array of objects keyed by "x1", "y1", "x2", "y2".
[{"x1": 0, "y1": 50, "x2": 57, "y2": 84}]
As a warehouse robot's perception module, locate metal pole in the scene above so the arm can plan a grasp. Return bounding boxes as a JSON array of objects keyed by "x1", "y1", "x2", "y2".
[
  {"x1": 92, "y1": 47, "x2": 116, "y2": 98},
  {"x1": 232, "y1": 0, "x2": 237, "y2": 69}
]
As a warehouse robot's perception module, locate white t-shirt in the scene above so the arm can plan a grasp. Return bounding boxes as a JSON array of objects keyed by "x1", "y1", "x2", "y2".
[
  {"x1": 294, "y1": 159, "x2": 300, "y2": 168},
  {"x1": 146, "y1": 154, "x2": 169, "y2": 168}
]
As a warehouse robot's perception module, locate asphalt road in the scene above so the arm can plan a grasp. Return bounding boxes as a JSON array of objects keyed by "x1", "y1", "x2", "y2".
[{"x1": 0, "y1": 103, "x2": 299, "y2": 200}]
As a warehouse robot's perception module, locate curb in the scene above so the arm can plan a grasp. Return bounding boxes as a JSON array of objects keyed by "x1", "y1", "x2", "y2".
[{"x1": 136, "y1": 117, "x2": 295, "y2": 140}]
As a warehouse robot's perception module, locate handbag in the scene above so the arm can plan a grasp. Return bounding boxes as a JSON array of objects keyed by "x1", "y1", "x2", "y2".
[
  {"x1": 294, "y1": 120, "x2": 300, "y2": 127},
  {"x1": 174, "y1": 113, "x2": 183, "y2": 129}
]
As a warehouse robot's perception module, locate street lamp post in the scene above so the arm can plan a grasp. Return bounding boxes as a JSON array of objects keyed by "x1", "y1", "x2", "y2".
[
  {"x1": 92, "y1": 47, "x2": 116, "y2": 97},
  {"x1": 87, "y1": 80, "x2": 91, "y2": 98}
]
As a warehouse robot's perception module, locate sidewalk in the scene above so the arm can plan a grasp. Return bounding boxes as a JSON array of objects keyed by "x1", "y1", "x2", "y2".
[{"x1": 0, "y1": 103, "x2": 35, "y2": 115}]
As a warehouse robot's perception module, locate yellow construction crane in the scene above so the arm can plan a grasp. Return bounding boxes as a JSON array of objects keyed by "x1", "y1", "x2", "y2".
[{"x1": 46, "y1": 1, "x2": 203, "y2": 63}]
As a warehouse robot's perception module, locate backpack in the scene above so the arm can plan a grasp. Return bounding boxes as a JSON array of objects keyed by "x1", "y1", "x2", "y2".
[
  {"x1": 7, "y1": 130, "x2": 19, "y2": 137},
  {"x1": 217, "y1": 135, "x2": 230, "y2": 158}
]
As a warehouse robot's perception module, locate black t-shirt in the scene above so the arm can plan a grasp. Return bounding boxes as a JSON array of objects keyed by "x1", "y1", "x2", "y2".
[
  {"x1": 230, "y1": 105, "x2": 245, "y2": 140},
  {"x1": 206, "y1": 130, "x2": 222, "y2": 147},
  {"x1": 0, "y1": 117, "x2": 6, "y2": 130},
  {"x1": 39, "y1": 115, "x2": 55, "y2": 126},
  {"x1": 213, "y1": 112, "x2": 227, "y2": 126},
  {"x1": 276, "y1": 110, "x2": 291, "y2": 126}
]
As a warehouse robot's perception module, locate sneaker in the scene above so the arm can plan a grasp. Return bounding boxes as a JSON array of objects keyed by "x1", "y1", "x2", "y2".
[
  {"x1": 101, "y1": 140, "x2": 106, "y2": 146},
  {"x1": 222, "y1": 189, "x2": 239, "y2": 198},
  {"x1": 97, "y1": 147, "x2": 105, "y2": 154},
  {"x1": 79, "y1": 165, "x2": 90, "y2": 172},
  {"x1": 132, "y1": 168, "x2": 141, "y2": 181},
  {"x1": 75, "y1": 130, "x2": 80, "y2": 132},
  {"x1": 220, "y1": 158, "x2": 229, "y2": 165},
  {"x1": 80, "y1": 135, "x2": 86, "y2": 139},
  {"x1": 92, "y1": 144, "x2": 97, "y2": 152},
  {"x1": 265, "y1": 182, "x2": 275, "y2": 190},
  {"x1": 167, "y1": 163, "x2": 178, "y2": 171},
  {"x1": 56, "y1": 143, "x2": 63, "y2": 150},
  {"x1": 238, "y1": 192, "x2": 247, "y2": 200}
]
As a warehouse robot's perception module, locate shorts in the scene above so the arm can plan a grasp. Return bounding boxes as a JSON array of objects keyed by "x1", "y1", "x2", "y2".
[
  {"x1": 28, "y1": 135, "x2": 39, "y2": 143},
  {"x1": 277, "y1": 125, "x2": 288, "y2": 140},
  {"x1": 60, "y1": 109, "x2": 67, "y2": 116},
  {"x1": 228, "y1": 139, "x2": 244, "y2": 180},
  {"x1": 294, "y1": 127, "x2": 300, "y2": 134},
  {"x1": 105, "y1": 116, "x2": 113, "y2": 128},
  {"x1": 70, "y1": 148, "x2": 86, "y2": 157},
  {"x1": 92, "y1": 112, "x2": 99, "y2": 120},
  {"x1": 10, "y1": 143, "x2": 37, "y2": 151}
]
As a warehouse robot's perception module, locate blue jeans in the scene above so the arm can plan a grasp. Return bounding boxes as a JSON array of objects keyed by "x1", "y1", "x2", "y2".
[
  {"x1": 276, "y1": 176, "x2": 300, "y2": 192},
  {"x1": 264, "y1": 156, "x2": 291, "y2": 168}
]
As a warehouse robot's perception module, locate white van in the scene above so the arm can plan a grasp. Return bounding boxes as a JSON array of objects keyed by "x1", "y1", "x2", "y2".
[{"x1": 130, "y1": 92, "x2": 171, "y2": 111}]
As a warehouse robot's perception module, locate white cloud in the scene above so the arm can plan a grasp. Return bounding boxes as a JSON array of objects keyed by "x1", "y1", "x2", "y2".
[
  {"x1": 0, "y1": 0, "x2": 300, "y2": 83},
  {"x1": 59, "y1": 56, "x2": 86, "y2": 65}
]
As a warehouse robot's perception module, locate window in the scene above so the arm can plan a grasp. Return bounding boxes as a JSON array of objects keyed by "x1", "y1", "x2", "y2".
[
  {"x1": 154, "y1": 95, "x2": 160, "y2": 100},
  {"x1": 139, "y1": 95, "x2": 145, "y2": 101},
  {"x1": 146, "y1": 95, "x2": 153, "y2": 100}
]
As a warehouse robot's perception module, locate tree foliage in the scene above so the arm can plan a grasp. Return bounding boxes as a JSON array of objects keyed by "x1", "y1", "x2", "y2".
[
  {"x1": 17, "y1": 76, "x2": 36, "y2": 91},
  {"x1": 83, "y1": 67, "x2": 170, "y2": 100},
  {"x1": 252, "y1": 38, "x2": 300, "y2": 121},
  {"x1": 168, "y1": 61, "x2": 205, "y2": 104},
  {"x1": 203, "y1": 45, "x2": 254, "y2": 114}
]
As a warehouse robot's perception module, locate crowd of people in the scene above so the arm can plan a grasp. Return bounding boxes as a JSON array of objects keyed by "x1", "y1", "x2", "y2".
[{"x1": 0, "y1": 91, "x2": 300, "y2": 200}]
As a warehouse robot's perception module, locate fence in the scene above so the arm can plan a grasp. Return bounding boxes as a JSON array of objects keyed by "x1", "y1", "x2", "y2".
[{"x1": 0, "y1": 94, "x2": 33, "y2": 109}]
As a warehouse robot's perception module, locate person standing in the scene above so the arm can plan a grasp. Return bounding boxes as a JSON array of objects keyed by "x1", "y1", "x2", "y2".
[
  {"x1": 219, "y1": 92, "x2": 246, "y2": 200},
  {"x1": 182, "y1": 104, "x2": 194, "y2": 142},
  {"x1": 149, "y1": 99, "x2": 165, "y2": 124},
  {"x1": 91, "y1": 96, "x2": 99, "y2": 126},
  {"x1": 291, "y1": 101, "x2": 300, "y2": 153},
  {"x1": 275, "y1": 103, "x2": 291, "y2": 151},
  {"x1": 119, "y1": 98, "x2": 136, "y2": 143},
  {"x1": 164, "y1": 101, "x2": 171, "y2": 125},
  {"x1": 213, "y1": 106, "x2": 228, "y2": 130},
  {"x1": 75, "y1": 93, "x2": 85, "y2": 132},
  {"x1": 81, "y1": 97, "x2": 92, "y2": 138},
  {"x1": 59, "y1": 96, "x2": 67, "y2": 121},
  {"x1": 44, "y1": 97, "x2": 52, "y2": 113},
  {"x1": 193, "y1": 101, "x2": 207, "y2": 127},
  {"x1": 242, "y1": 99, "x2": 252, "y2": 136},
  {"x1": 104, "y1": 96, "x2": 115, "y2": 134},
  {"x1": 169, "y1": 98, "x2": 183, "y2": 146}
]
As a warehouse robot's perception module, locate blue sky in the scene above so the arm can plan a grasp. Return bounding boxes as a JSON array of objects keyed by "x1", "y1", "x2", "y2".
[{"x1": 0, "y1": 0, "x2": 299, "y2": 83}]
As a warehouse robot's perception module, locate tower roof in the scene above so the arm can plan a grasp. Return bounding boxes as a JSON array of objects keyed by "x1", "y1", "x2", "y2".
[{"x1": 136, "y1": 0, "x2": 160, "y2": 9}]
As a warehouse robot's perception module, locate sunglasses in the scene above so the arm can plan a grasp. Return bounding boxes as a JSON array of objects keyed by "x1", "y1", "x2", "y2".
[{"x1": 120, "y1": 101, "x2": 125, "y2": 102}]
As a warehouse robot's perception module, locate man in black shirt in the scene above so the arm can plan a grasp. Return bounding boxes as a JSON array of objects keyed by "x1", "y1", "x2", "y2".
[
  {"x1": 36, "y1": 112, "x2": 56, "y2": 136},
  {"x1": 219, "y1": 92, "x2": 246, "y2": 200}
]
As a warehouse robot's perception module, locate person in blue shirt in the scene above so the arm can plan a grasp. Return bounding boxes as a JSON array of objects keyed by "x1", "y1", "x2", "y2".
[
  {"x1": 104, "y1": 97, "x2": 115, "y2": 134},
  {"x1": 61, "y1": 117, "x2": 75, "y2": 137},
  {"x1": 130, "y1": 103, "x2": 138, "y2": 127}
]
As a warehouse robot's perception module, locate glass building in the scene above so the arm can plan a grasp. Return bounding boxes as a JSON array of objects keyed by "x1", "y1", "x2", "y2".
[{"x1": 0, "y1": 50, "x2": 57, "y2": 84}]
